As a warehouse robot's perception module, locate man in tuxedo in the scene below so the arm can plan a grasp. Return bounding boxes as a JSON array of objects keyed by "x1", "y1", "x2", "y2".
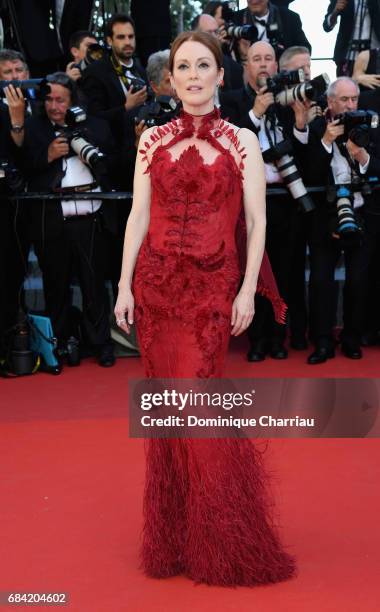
[
  {"x1": 81, "y1": 14, "x2": 148, "y2": 149},
  {"x1": 221, "y1": 41, "x2": 311, "y2": 361},
  {"x1": 323, "y1": 0, "x2": 380, "y2": 76},
  {"x1": 232, "y1": 0, "x2": 311, "y2": 58},
  {"x1": 306, "y1": 77, "x2": 377, "y2": 363},
  {"x1": 23, "y1": 73, "x2": 118, "y2": 368}
]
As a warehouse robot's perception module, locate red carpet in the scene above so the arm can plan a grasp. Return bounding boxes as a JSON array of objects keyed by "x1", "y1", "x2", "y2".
[{"x1": 1, "y1": 338, "x2": 380, "y2": 611}]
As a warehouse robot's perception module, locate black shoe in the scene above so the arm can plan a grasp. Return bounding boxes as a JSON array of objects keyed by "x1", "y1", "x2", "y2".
[
  {"x1": 98, "y1": 343, "x2": 115, "y2": 367},
  {"x1": 270, "y1": 341, "x2": 288, "y2": 359},
  {"x1": 341, "y1": 343, "x2": 362, "y2": 359},
  {"x1": 290, "y1": 336, "x2": 308, "y2": 350},
  {"x1": 247, "y1": 341, "x2": 268, "y2": 362},
  {"x1": 307, "y1": 345, "x2": 335, "y2": 365},
  {"x1": 66, "y1": 336, "x2": 81, "y2": 367}
]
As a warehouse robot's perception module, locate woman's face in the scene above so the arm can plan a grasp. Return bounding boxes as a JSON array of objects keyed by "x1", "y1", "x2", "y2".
[{"x1": 170, "y1": 40, "x2": 223, "y2": 111}]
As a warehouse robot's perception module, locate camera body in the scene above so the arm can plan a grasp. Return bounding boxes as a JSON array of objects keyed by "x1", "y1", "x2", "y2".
[
  {"x1": 274, "y1": 73, "x2": 330, "y2": 107},
  {"x1": 135, "y1": 96, "x2": 177, "y2": 128},
  {"x1": 265, "y1": 69, "x2": 305, "y2": 97},
  {"x1": 0, "y1": 78, "x2": 50, "y2": 100},
  {"x1": 55, "y1": 106, "x2": 108, "y2": 186},
  {"x1": 225, "y1": 22, "x2": 258, "y2": 42},
  {"x1": 334, "y1": 110, "x2": 379, "y2": 148}
]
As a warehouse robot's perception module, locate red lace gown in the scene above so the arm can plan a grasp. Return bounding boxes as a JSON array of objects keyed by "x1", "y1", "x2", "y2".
[{"x1": 133, "y1": 108, "x2": 296, "y2": 586}]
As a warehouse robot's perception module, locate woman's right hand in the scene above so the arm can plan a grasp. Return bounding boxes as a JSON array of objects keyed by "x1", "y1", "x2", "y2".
[{"x1": 114, "y1": 287, "x2": 135, "y2": 334}]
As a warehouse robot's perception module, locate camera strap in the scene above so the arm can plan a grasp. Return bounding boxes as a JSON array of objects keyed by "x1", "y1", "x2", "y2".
[{"x1": 111, "y1": 52, "x2": 133, "y2": 88}]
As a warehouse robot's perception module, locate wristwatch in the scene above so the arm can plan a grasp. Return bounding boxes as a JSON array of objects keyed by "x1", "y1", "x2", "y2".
[{"x1": 11, "y1": 124, "x2": 24, "y2": 133}]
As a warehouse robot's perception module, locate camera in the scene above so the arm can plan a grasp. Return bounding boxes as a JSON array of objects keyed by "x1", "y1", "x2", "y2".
[
  {"x1": 275, "y1": 73, "x2": 330, "y2": 107},
  {"x1": 56, "y1": 106, "x2": 108, "y2": 185},
  {"x1": 262, "y1": 139, "x2": 315, "y2": 213},
  {"x1": 333, "y1": 185, "x2": 362, "y2": 247},
  {"x1": 73, "y1": 43, "x2": 105, "y2": 72},
  {"x1": 225, "y1": 22, "x2": 258, "y2": 42},
  {"x1": 334, "y1": 110, "x2": 379, "y2": 148},
  {"x1": 135, "y1": 95, "x2": 178, "y2": 128},
  {"x1": 265, "y1": 69, "x2": 305, "y2": 98},
  {"x1": 0, "y1": 78, "x2": 50, "y2": 100},
  {"x1": 0, "y1": 159, "x2": 25, "y2": 192}
]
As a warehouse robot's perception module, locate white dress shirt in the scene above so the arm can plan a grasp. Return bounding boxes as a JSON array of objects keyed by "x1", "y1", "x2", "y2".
[
  {"x1": 321, "y1": 139, "x2": 370, "y2": 208},
  {"x1": 249, "y1": 109, "x2": 309, "y2": 183}
]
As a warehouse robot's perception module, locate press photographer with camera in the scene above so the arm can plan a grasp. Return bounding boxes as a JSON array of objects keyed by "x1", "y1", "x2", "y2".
[
  {"x1": 221, "y1": 41, "x2": 314, "y2": 361},
  {"x1": 81, "y1": 14, "x2": 148, "y2": 148},
  {"x1": 23, "y1": 73, "x2": 118, "y2": 368},
  {"x1": 65, "y1": 30, "x2": 98, "y2": 82},
  {"x1": 231, "y1": 0, "x2": 311, "y2": 59},
  {"x1": 0, "y1": 49, "x2": 35, "y2": 363},
  {"x1": 323, "y1": 0, "x2": 380, "y2": 76},
  {"x1": 306, "y1": 76, "x2": 379, "y2": 363}
]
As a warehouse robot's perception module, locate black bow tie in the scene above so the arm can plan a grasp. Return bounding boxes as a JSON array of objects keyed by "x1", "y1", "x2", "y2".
[{"x1": 254, "y1": 17, "x2": 267, "y2": 27}]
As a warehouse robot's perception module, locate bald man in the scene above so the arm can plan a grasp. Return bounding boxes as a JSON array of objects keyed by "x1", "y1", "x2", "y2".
[
  {"x1": 195, "y1": 13, "x2": 244, "y2": 91},
  {"x1": 221, "y1": 41, "x2": 311, "y2": 360}
]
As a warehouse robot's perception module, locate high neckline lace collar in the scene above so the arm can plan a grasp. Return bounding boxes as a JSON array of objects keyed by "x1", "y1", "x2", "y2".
[{"x1": 179, "y1": 106, "x2": 221, "y2": 139}]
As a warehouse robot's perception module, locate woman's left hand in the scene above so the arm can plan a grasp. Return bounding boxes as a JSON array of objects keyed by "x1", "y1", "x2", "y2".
[{"x1": 231, "y1": 290, "x2": 255, "y2": 336}]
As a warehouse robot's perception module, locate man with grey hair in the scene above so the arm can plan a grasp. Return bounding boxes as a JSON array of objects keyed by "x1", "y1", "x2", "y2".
[
  {"x1": 279, "y1": 46, "x2": 311, "y2": 80},
  {"x1": 146, "y1": 49, "x2": 172, "y2": 98},
  {"x1": 306, "y1": 76, "x2": 376, "y2": 363}
]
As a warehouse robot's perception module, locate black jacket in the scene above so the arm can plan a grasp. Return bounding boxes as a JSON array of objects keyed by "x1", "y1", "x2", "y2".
[
  {"x1": 80, "y1": 53, "x2": 147, "y2": 144},
  {"x1": 23, "y1": 114, "x2": 118, "y2": 240},
  {"x1": 323, "y1": 0, "x2": 380, "y2": 63},
  {"x1": 232, "y1": 2, "x2": 311, "y2": 53},
  {"x1": 220, "y1": 86, "x2": 307, "y2": 175}
]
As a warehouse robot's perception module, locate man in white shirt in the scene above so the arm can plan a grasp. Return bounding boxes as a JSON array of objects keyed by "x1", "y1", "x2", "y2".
[
  {"x1": 221, "y1": 41, "x2": 312, "y2": 361},
  {"x1": 307, "y1": 77, "x2": 375, "y2": 363},
  {"x1": 24, "y1": 73, "x2": 117, "y2": 368}
]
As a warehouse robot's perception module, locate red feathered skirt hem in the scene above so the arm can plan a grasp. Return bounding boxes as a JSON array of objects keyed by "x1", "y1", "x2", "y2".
[{"x1": 141, "y1": 437, "x2": 296, "y2": 587}]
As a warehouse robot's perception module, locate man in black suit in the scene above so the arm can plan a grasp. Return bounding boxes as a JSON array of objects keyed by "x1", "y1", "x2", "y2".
[
  {"x1": 81, "y1": 14, "x2": 148, "y2": 149},
  {"x1": 306, "y1": 77, "x2": 377, "y2": 363},
  {"x1": 23, "y1": 73, "x2": 118, "y2": 368},
  {"x1": 323, "y1": 0, "x2": 380, "y2": 76},
  {"x1": 232, "y1": 0, "x2": 311, "y2": 58},
  {"x1": 221, "y1": 41, "x2": 311, "y2": 361}
]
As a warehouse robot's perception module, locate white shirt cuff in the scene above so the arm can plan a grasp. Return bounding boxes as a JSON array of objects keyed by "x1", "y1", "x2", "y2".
[
  {"x1": 293, "y1": 126, "x2": 309, "y2": 144},
  {"x1": 248, "y1": 109, "x2": 261, "y2": 129},
  {"x1": 359, "y1": 155, "x2": 370, "y2": 174},
  {"x1": 321, "y1": 139, "x2": 333, "y2": 154}
]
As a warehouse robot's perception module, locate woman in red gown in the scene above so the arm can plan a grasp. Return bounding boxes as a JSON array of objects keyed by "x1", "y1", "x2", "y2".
[{"x1": 115, "y1": 31, "x2": 296, "y2": 586}]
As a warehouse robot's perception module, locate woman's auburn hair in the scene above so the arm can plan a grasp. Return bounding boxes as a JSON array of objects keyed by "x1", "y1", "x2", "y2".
[{"x1": 169, "y1": 31, "x2": 223, "y2": 72}]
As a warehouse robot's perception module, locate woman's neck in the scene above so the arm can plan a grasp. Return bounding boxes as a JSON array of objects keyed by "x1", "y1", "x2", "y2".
[{"x1": 181, "y1": 102, "x2": 216, "y2": 122}]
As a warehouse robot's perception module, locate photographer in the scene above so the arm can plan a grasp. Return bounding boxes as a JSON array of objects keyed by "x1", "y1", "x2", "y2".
[
  {"x1": 0, "y1": 50, "x2": 34, "y2": 360},
  {"x1": 306, "y1": 77, "x2": 377, "y2": 363},
  {"x1": 81, "y1": 14, "x2": 148, "y2": 147},
  {"x1": 23, "y1": 73, "x2": 118, "y2": 368},
  {"x1": 231, "y1": 0, "x2": 311, "y2": 59},
  {"x1": 323, "y1": 0, "x2": 380, "y2": 76},
  {"x1": 65, "y1": 30, "x2": 97, "y2": 82},
  {"x1": 221, "y1": 41, "x2": 312, "y2": 361}
]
